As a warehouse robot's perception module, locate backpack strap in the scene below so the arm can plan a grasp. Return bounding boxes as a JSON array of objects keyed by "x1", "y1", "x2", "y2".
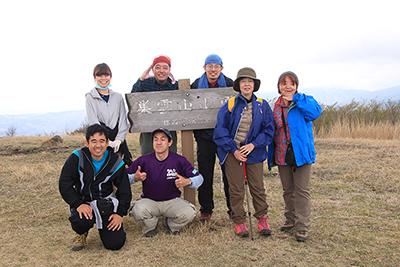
[
  {"x1": 228, "y1": 97, "x2": 236, "y2": 112},
  {"x1": 228, "y1": 96, "x2": 263, "y2": 112}
]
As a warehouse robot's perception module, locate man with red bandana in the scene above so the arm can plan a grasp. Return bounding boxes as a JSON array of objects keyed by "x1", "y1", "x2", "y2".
[{"x1": 131, "y1": 55, "x2": 178, "y2": 155}]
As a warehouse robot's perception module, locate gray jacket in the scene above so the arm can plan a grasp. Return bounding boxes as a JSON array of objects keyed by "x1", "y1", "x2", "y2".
[{"x1": 85, "y1": 87, "x2": 129, "y2": 141}]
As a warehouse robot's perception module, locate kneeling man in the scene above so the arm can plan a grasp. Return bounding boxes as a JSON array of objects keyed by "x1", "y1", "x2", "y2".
[
  {"x1": 127, "y1": 128, "x2": 203, "y2": 237},
  {"x1": 59, "y1": 124, "x2": 132, "y2": 251}
]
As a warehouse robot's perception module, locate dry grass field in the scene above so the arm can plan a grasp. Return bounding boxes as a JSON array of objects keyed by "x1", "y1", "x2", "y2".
[{"x1": 0, "y1": 133, "x2": 399, "y2": 266}]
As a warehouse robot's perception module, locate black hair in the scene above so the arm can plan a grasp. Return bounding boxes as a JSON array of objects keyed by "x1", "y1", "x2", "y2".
[
  {"x1": 86, "y1": 124, "x2": 109, "y2": 141},
  {"x1": 93, "y1": 63, "x2": 112, "y2": 78}
]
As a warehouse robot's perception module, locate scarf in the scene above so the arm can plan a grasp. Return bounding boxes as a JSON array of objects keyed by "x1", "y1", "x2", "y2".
[{"x1": 197, "y1": 72, "x2": 227, "y2": 89}]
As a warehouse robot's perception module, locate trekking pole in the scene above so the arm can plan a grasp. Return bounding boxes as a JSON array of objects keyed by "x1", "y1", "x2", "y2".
[{"x1": 242, "y1": 161, "x2": 254, "y2": 241}]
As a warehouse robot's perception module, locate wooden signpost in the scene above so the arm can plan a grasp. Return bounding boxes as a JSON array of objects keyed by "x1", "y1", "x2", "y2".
[{"x1": 125, "y1": 79, "x2": 237, "y2": 204}]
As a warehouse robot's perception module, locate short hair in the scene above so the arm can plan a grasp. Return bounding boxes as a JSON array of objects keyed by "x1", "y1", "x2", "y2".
[
  {"x1": 93, "y1": 63, "x2": 112, "y2": 78},
  {"x1": 86, "y1": 124, "x2": 109, "y2": 141},
  {"x1": 278, "y1": 74, "x2": 297, "y2": 88}
]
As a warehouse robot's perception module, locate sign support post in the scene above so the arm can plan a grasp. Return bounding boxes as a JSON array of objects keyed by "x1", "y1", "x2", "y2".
[{"x1": 178, "y1": 79, "x2": 195, "y2": 204}]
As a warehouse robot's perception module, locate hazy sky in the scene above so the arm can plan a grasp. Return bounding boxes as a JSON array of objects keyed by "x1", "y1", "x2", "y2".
[{"x1": 1, "y1": 0, "x2": 399, "y2": 115}]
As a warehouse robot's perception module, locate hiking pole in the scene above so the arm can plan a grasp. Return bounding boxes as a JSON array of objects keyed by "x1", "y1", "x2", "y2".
[{"x1": 242, "y1": 161, "x2": 254, "y2": 241}]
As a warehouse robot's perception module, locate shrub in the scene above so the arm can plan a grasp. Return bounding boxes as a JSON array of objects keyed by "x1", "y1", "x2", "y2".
[{"x1": 314, "y1": 98, "x2": 400, "y2": 139}]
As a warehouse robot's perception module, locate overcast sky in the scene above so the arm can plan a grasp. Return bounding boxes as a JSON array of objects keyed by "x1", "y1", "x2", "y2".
[{"x1": 1, "y1": 0, "x2": 399, "y2": 115}]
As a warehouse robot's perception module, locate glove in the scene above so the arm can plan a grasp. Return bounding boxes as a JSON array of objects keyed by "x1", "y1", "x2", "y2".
[{"x1": 109, "y1": 140, "x2": 122, "y2": 153}]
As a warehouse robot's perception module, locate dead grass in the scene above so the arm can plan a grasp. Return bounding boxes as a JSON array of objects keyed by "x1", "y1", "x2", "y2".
[
  {"x1": 315, "y1": 119, "x2": 400, "y2": 140},
  {"x1": 0, "y1": 134, "x2": 399, "y2": 266}
]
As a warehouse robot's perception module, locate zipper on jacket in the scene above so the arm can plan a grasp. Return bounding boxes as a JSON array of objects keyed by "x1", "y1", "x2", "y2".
[
  {"x1": 82, "y1": 150, "x2": 111, "y2": 201},
  {"x1": 82, "y1": 152, "x2": 95, "y2": 201}
]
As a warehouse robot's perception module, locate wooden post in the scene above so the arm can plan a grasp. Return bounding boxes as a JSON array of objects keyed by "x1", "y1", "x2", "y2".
[{"x1": 178, "y1": 79, "x2": 196, "y2": 205}]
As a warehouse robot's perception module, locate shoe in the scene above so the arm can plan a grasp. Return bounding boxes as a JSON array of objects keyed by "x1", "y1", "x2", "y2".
[
  {"x1": 281, "y1": 222, "x2": 295, "y2": 231},
  {"x1": 257, "y1": 215, "x2": 272, "y2": 236},
  {"x1": 163, "y1": 217, "x2": 180, "y2": 235},
  {"x1": 296, "y1": 230, "x2": 309, "y2": 242},
  {"x1": 71, "y1": 232, "x2": 88, "y2": 251},
  {"x1": 234, "y1": 222, "x2": 249, "y2": 237},
  {"x1": 144, "y1": 224, "x2": 158, "y2": 238},
  {"x1": 200, "y1": 213, "x2": 211, "y2": 223}
]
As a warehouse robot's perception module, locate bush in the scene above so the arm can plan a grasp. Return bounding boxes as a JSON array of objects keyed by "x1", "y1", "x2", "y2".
[{"x1": 314, "y1": 98, "x2": 400, "y2": 139}]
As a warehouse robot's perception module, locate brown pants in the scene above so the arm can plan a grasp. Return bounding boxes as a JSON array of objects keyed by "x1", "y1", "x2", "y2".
[
  {"x1": 278, "y1": 164, "x2": 311, "y2": 231},
  {"x1": 224, "y1": 153, "x2": 268, "y2": 224}
]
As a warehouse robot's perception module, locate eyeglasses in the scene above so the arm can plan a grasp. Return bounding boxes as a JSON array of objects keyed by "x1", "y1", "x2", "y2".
[{"x1": 205, "y1": 64, "x2": 222, "y2": 70}]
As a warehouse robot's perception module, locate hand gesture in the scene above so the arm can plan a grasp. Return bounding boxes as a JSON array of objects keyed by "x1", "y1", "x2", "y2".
[
  {"x1": 175, "y1": 173, "x2": 191, "y2": 188},
  {"x1": 139, "y1": 64, "x2": 154, "y2": 81},
  {"x1": 239, "y1": 143, "x2": 255, "y2": 157},
  {"x1": 234, "y1": 150, "x2": 247, "y2": 162},
  {"x1": 109, "y1": 140, "x2": 122, "y2": 153},
  {"x1": 76, "y1": 204, "x2": 93, "y2": 220},
  {"x1": 282, "y1": 94, "x2": 294, "y2": 103},
  {"x1": 107, "y1": 214, "x2": 123, "y2": 231},
  {"x1": 134, "y1": 166, "x2": 147, "y2": 182}
]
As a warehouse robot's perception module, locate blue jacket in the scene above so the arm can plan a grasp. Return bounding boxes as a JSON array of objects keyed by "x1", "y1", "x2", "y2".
[
  {"x1": 214, "y1": 93, "x2": 275, "y2": 165},
  {"x1": 268, "y1": 93, "x2": 322, "y2": 169}
]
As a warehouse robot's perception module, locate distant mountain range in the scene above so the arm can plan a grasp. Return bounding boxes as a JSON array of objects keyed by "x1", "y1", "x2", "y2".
[
  {"x1": 0, "y1": 110, "x2": 87, "y2": 137},
  {"x1": 1, "y1": 86, "x2": 399, "y2": 137},
  {"x1": 257, "y1": 85, "x2": 400, "y2": 106}
]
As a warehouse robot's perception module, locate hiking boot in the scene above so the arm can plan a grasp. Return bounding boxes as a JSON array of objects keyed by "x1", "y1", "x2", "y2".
[
  {"x1": 234, "y1": 222, "x2": 249, "y2": 237},
  {"x1": 199, "y1": 213, "x2": 211, "y2": 223},
  {"x1": 296, "y1": 230, "x2": 309, "y2": 242},
  {"x1": 144, "y1": 224, "x2": 158, "y2": 238},
  {"x1": 257, "y1": 215, "x2": 272, "y2": 236},
  {"x1": 163, "y1": 217, "x2": 180, "y2": 235},
  {"x1": 281, "y1": 222, "x2": 295, "y2": 231},
  {"x1": 71, "y1": 232, "x2": 88, "y2": 251}
]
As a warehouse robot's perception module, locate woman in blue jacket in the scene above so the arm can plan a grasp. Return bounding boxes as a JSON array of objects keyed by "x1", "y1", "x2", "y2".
[
  {"x1": 214, "y1": 67, "x2": 274, "y2": 238},
  {"x1": 269, "y1": 71, "x2": 321, "y2": 242}
]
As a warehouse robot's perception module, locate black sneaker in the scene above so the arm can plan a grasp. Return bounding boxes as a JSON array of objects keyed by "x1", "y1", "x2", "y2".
[
  {"x1": 144, "y1": 224, "x2": 158, "y2": 237},
  {"x1": 163, "y1": 217, "x2": 180, "y2": 235}
]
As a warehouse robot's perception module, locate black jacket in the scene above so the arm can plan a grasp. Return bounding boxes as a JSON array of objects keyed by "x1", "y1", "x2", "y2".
[
  {"x1": 59, "y1": 147, "x2": 132, "y2": 217},
  {"x1": 191, "y1": 74, "x2": 234, "y2": 141}
]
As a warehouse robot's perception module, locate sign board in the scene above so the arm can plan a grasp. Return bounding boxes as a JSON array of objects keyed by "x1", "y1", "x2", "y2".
[{"x1": 125, "y1": 87, "x2": 237, "y2": 133}]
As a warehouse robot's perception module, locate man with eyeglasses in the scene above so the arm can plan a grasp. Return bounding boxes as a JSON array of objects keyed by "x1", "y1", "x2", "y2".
[
  {"x1": 131, "y1": 55, "x2": 178, "y2": 156},
  {"x1": 191, "y1": 54, "x2": 234, "y2": 222}
]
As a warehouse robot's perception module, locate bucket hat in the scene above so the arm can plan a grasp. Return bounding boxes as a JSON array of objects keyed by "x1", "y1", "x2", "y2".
[{"x1": 233, "y1": 67, "x2": 261, "y2": 92}]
